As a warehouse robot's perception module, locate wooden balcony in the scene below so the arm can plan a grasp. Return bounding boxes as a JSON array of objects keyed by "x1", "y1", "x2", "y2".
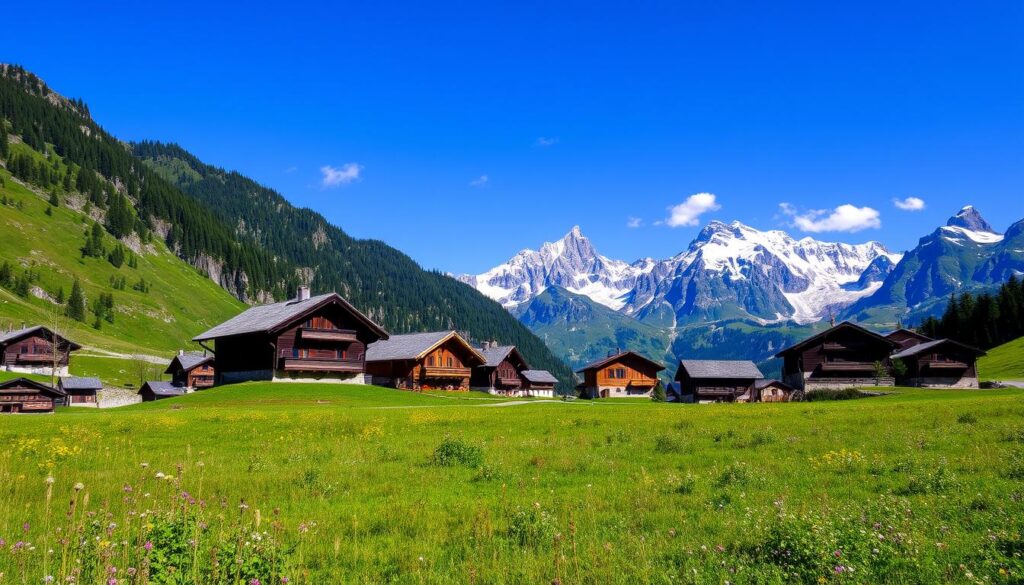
[
  {"x1": 497, "y1": 375, "x2": 522, "y2": 387},
  {"x1": 822, "y1": 342, "x2": 849, "y2": 351},
  {"x1": 422, "y1": 366, "x2": 471, "y2": 379},
  {"x1": 279, "y1": 356, "x2": 364, "y2": 373},
  {"x1": 15, "y1": 353, "x2": 58, "y2": 364},
  {"x1": 819, "y1": 362, "x2": 876, "y2": 372},
  {"x1": 627, "y1": 378, "x2": 658, "y2": 388},
  {"x1": 921, "y1": 360, "x2": 968, "y2": 369},
  {"x1": 191, "y1": 376, "x2": 215, "y2": 388},
  {"x1": 299, "y1": 327, "x2": 358, "y2": 343}
]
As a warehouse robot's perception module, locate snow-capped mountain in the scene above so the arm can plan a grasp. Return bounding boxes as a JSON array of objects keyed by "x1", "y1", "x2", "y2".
[
  {"x1": 462, "y1": 221, "x2": 901, "y2": 325},
  {"x1": 457, "y1": 226, "x2": 656, "y2": 310}
]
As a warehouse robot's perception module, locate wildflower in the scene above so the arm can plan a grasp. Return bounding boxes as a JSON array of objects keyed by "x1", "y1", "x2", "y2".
[
  {"x1": 154, "y1": 472, "x2": 165, "y2": 480},
  {"x1": 140, "y1": 463, "x2": 149, "y2": 468},
  {"x1": 108, "y1": 579, "x2": 117, "y2": 585},
  {"x1": 280, "y1": 579, "x2": 289, "y2": 584},
  {"x1": 833, "y1": 550, "x2": 842, "y2": 558},
  {"x1": 23, "y1": 523, "x2": 30, "y2": 532},
  {"x1": 43, "y1": 577, "x2": 54, "y2": 583},
  {"x1": 143, "y1": 541, "x2": 153, "y2": 551},
  {"x1": 73, "y1": 483, "x2": 84, "y2": 491},
  {"x1": 249, "y1": 580, "x2": 261, "y2": 585},
  {"x1": 45, "y1": 477, "x2": 55, "y2": 485}
]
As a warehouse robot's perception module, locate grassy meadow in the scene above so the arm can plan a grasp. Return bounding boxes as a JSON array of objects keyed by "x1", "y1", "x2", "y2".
[
  {"x1": 979, "y1": 337, "x2": 1024, "y2": 382},
  {"x1": 1, "y1": 383, "x2": 1022, "y2": 583}
]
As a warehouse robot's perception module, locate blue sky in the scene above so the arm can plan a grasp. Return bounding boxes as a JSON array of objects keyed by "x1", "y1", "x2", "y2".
[{"x1": 5, "y1": 1, "x2": 1022, "y2": 272}]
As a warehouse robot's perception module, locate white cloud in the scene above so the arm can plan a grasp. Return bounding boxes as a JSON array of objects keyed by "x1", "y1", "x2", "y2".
[
  {"x1": 284, "y1": 166, "x2": 297, "y2": 174},
  {"x1": 320, "y1": 163, "x2": 362, "y2": 187},
  {"x1": 780, "y1": 202, "x2": 881, "y2": 233},
  {"x1": 665, "y1": 193, "x2": 721, "y2": 227},
  {"x1": 470, "y1": 174, "x2": 489, "y2": 187},
  {"x1": 893, "y1": 196, "x2": 926, "y2": 211},
  {"x1": 626, "y1": 217, "x2": 642, "y2": 228},
  {"x1": 536, "y1": 137, "x2": 559, "y2": 147}
]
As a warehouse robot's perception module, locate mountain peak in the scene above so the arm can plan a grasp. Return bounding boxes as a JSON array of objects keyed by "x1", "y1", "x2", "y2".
[
  {"x1": 565, "y1": 225, "x2": 585, "y2": 240},
  {"x1": 947, "y1": 206, "x2": 996, "y2": 233}
]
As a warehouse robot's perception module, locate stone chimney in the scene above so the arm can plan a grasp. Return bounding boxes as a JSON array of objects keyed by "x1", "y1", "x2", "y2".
[{"x1": 297, "y1": 286, "x2": 311, "y2": 301}]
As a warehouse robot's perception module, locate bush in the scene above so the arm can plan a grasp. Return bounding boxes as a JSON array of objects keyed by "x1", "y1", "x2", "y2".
[
  {"x1": 506, "y1": 503, "x2": 557, "y2": 548},
  {"x1": 803, "y1": 388, "x2": 867, "y2": 401},
  {"x1": 432, "y1": 437, "x2": 484, "y2": 468},
  {"x1": 654, "y1": 433, "x2": 686, "y2": 454}
]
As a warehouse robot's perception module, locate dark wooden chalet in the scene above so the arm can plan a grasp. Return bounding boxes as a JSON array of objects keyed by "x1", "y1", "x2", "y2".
[
  {"x1": 138, "y1": 381, "x2": 187, "y2": 402},
  {"x1": 0, "y1": 326, "x2": 81, "y2": 376},
  {"x1": 520, "y1": 370, "x2": 558, "y2": 397},
  {"x1": 0, "y1": 378, "x2": 66, "y2": 413},
  {"x1": 890, "y1": 338, "x2": 985, "y2": 388},
  {"x1": 58, "y1": 376, "x2": 102, "y2": 407},
  {"x1": 576, "y1": 351, "x2": 664, "y2": 399},
  {"x1": 471, "y1": 342, "x2": 530, "y2": 395},
  {"x1": 885, "y1": 328, "x2": 934, "y2": 351},
  {"x1": 193, "y1": 287, "x2": 389, "y2": 385},
  {"x1": 165, "y1": 351, "x2": 215, "y2": 389},
  {"x1": 674, "y1": 359, "x2": 764, "y2": 403},
  {"x1": 753, "y1": 379, "x2": 796, "y2": 402},
  {"x1": 775, "y1": 321, "x2": 899, "y2": 391},
  {"x1": 365, "y1": 331, "x2": 486, "y2": 391}
]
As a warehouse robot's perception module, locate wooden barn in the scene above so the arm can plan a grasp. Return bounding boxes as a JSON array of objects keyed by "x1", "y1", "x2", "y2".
[
  {"x1": 674, "y1": 359, "x2": 764, "y2": 403},
  {"x1": 0, "y1": 326, "x2": 81, "y2": 376},
  {"x1": 576, "y1": 351, "x2": 664, "y2": 399},
  {"x1": 58, "y1": 376, "x2": 103, "y2": 407},
  {"x1": 885, "y1": 328, "x2": 934, "y2": 351},
  {"x1": 753, "y1": 379, "x2": 796, "y2": 402},
  {"x1": 138, "y1": 380, "x2": 187, "y2": 402},
  {"x1": 471, "y1": 342, "x2": 530, "y2": 395},
  {"x1": 0, "y1": 378, "x2": 66, "y2": 413},
  {"x1": 890, "y1": 338, "x2": 985, "y2": 388},
  {"x1": 520, "y1": 370, "x2": 558, "y2": 398},
  {"x1": 165, "y1": 351, "x2": 215, "y2": 389},
  {"x1": 365, "y1": 331, "x2": 486, "y2": 391},
  {"x1": 775, "y1": 321, "x2": 899, "y2": 392},
  {"x1": 192, "y1": 287, "x2": 389, "y2": 385}
]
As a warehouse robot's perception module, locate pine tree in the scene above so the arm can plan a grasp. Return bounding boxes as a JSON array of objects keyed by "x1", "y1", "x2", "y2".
[
  {"x1": 0, "y1": 261, "x2": 11, "y2": 287},
  {"x1": 0, "y1": 120, "x2": 8, "y2": 160},
  {"x1": 55, "y1": 286, "x2": 65, "y2": 304},
  {"x1": 67, "y1": 278, "x2": 86, "y2": 321},
  {"x1": 48, "y1": 190, "x2": 59, "y2": 207},
  {"x1": 651, "y1": 380, "x2": 666, "y2": 402}
]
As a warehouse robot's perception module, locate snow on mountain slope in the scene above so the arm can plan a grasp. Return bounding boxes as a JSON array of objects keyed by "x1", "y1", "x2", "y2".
[{"x1": 462, "y1": 221, "x2": 900, "y2": 324}]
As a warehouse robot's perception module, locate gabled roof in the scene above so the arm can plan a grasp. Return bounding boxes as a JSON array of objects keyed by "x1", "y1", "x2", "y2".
[
  {"x1": 0, "y1": 377, "x2": 65, "y2": 397},
  {"x1": 479, "y1": 345, "x2": 529, "y2": 368},
  {"x1": 754, "y1": 378, "x2": 795, "y2": 391},
  {"x1": 365, "y1": 331, "x2": 486, "y2": 364},
  {"x1": 884, "y1": 328, "x2": 933, "y2": 342},
  {"x1": 0, "y1": 326, "x2": 82, "y2": 350},
  {"x1": 58, "y1": 377, "x2": 103, "y2": 391},
  {"x1": 575, "y1": 351, "x2": 665, "y2": 374},
  {"x1": 521, "y1": 369, "x2": 558, "y2": 384},
  {"x1": 193, "y1": 293, "x2": 388, "y2": 341},
  {"x1": 678, "y1": 359, "x2": 763, "y2": 379},
  {"x1": 165, "y1": 352, "x2": 213, "y2": 375},
  {"x1": 139, "y1": 381, "x2": 186, "y2": 397},
  {"x1": 891, "y1": 338, "x2": 986, "y2": 360},
  {"x1": 774, "y1": 321, "x2": 898, "y2": 358}
]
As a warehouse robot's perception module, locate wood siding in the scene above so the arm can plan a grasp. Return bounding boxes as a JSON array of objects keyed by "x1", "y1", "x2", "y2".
[
  {"x1": 780, "y1": 326, "x2": 895, "y2": 390},
  {"x1": 581, "y1": 354, "x2": 661, "y2": 398},
  {"x1": 675, "y1": 370, "x2": 756, "y2": 402},
  {"x1": 1, "y1": 333, "x2": 70, "y2": 368}
]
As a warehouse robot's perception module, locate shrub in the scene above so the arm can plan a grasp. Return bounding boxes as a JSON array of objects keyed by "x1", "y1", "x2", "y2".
[
  {"x1": 716, "y1": 462, "x2": 752, "y2": 488},
  {"x1": 803, "y1": 388, "x2": 867, "y2": 401},
  {"x1": 506, "y1": 503, "x2": 557, "y2": 548},
  {"x1": 667, "y1": 471, "x2": 697, "y2": 495},
  {"x1": 432, "y1": 437, "x2": 484, "y2": 468},
  {"x1": 957, "y1": 412, "x2": 979, "y2": 424},
  {"x1": 897, "y1": 461, "x2": 961, "y2": 495},
  {"x1": 654, "y1": 433, "x2": 686, "y2": 454}
]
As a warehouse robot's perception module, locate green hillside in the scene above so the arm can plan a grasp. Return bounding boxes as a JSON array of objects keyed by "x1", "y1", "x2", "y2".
[
  {"x1": 978, "y1": 336, "x2": 1024, "y2": 381},
  {"x1": 0, "y1": 149, "x2": 243, "y2": 357}
]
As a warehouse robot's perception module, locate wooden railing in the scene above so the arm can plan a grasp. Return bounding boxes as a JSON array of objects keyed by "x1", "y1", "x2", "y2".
[
  {"x1": 15, "y1": 353, "x2": 58, "y2": 363},
  {"x1": 819, "y1": 362, "x2": 876, "y2": 372},
  {"x1": 279, "y1": 354, "x2": 364, "y2": 372},
  {"x1": 299, "y1": 327, "x2": 358, "y2": 342},
  {"x1": 921, "y1": 359, "x2": 968, "y2": 369},
  {"x1": 497, "y1": 375, "x2": 522, "y2": 387},
  {"x1": 422, "y1": 366, "x2": 471, "y2": 379}
]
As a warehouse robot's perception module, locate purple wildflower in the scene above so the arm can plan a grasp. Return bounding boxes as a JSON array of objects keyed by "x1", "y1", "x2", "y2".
[{"x1": 143, "y1": 541, "x2": 153, "y2": 551}]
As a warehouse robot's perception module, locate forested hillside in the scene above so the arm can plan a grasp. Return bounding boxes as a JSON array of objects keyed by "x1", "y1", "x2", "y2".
[{"x1": 131, "y1": 141, "x2": 573, "y2": 387}]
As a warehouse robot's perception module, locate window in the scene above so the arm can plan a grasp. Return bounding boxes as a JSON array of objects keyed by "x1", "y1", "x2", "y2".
[
  {"x1": 292, "y1": 347, "x2": 299, "y2": 358},
  {"x1": 447, "y1": 357, "x2": 454, "y2": 368},
  {"x1": 427, "y1": 356, "x2": 435, "y2": 366},
  {"x1": 337, "y1": 349, "x2": 347, "y2": 360}
]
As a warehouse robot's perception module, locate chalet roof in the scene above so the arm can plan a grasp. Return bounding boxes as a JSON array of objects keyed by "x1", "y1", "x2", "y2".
[
  {"x1": 575, "y1": 351, "x2": 666, "y2": 374},
  {"x1": 0, "y1": 325, "x2": 82, "y2": 350},
  {"x1": 366, "y1": 331, "x2": 486, "y2": 364},
  {"x1": 165, "y1": 352, "x2": 213, "y2": 374},
  {"x1": 678, "y1": 359, "x2": 764, "y2": 379},
  {"x1": 891, "y1": 338, "x2": 986, "y2": 360},
  {"x1": 479, "y1": 344, "x2": 529, "y2": 368},
  {"x1": 193, "y1": 293, "x2": 388, "y2": 341},
  {"x1": 884, "y1": 328, "x2": 933, "y2": 342},
  {"x1": 139, "y1": 381, "x2": 186, "y2": 397},
  {"x1": 0, "y1": 377, "x2": 65, "y2": 397},
  {"x1": 58, "y1": 377, "x2": 103, "y2": 391},
  {"x1": 754, "y1": 378, "x2": 794, "y2": 391},
  {"x1": 774, "y1": 321, "x2": 898, "y2": 358},
  {"x1": 521, "y1": 369, "x2": 558, "y2": 384}
]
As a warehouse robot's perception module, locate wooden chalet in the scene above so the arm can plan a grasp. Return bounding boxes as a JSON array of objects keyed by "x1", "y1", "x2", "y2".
[
  {"x1": 165, "y1": 351, "x2": 215, "y2": 389},
  {"x1": 753, "y1": 379, "x2": 796, "y2": 403},
  {"x1": 0, "y1": 378, "x2": 66, "y2": 413},
  {"x1": 775, "y1": 321, "x2": 899, "y2": 392},
  {"x1": 58, "y1": 376, "x2": 102, "y2": 407},
  {"x1": 365, "y1": 331, "x2": 486, "y2": 391},
  {"x1": 674, "y1": 359, "x2": 764, "y2": 403},
  {"x1": 471, "y1": 342, "x2": 529, "y2": 395},
  {"x1": 520, "y1": 370, "x2": 558, "y2": 398},
  {"x1": 890, "y1": 338, "x2": 985, "y2": 388},
  {"x1": 576, "y1": 351, "x2": 664, "y2": 399},
  {"x1": 138, "y1": 381, "x2": 187, "y2": 402},
  {"x1": 885, "y1": 328, "x2": 934, "y2": 351},
  {"x1": 0, "y1": 326, "x2": 81, "y2": 376},
  {"x1": 192, "y1": 287, "x2": 389, "y2": 385}
]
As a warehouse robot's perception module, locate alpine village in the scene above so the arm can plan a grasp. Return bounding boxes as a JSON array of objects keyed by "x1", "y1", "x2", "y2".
[{"x1": 2, "y1": 52, "x2": 1024, "y2": 584}]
